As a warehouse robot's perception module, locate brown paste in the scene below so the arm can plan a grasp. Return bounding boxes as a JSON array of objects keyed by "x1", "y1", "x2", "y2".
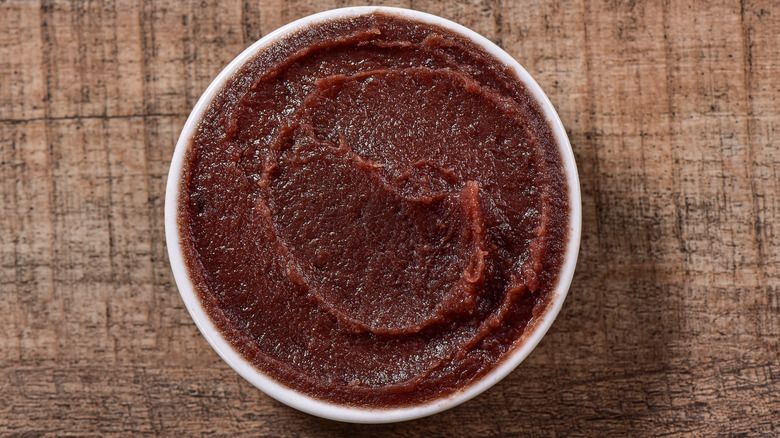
[{"x1": 179, "y1": 12, "x2": 570, "y2": 407}]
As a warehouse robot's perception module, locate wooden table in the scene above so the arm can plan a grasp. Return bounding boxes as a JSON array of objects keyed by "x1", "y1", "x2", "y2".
[{"x1": 2, "y1": 0, "x2": 778, "y2": 435}]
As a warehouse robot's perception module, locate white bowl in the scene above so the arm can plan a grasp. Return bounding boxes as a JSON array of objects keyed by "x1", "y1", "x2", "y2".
[{"x1": 165, "y1": 6, "x2": 581, "y2": 424}]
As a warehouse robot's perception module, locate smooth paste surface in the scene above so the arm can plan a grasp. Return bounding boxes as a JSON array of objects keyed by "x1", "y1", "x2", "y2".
[{"x1": 179, "y1": 13, "x2": 570, "y2": 407}]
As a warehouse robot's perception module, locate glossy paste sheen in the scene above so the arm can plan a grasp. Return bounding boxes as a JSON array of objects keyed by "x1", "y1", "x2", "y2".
[{"x1": 179, "y1": 13, "x2": 569, "y2": 407}]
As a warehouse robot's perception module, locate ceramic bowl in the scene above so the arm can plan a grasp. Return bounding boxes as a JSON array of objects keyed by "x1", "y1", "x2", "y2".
[{"x1": 165, "y1": 6, "x2": 581, "y2": 424}]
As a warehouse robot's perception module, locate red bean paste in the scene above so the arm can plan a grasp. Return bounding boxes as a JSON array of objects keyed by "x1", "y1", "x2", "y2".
[{"x1": 179, "y1": 12, "x2": 570, "y2": 407}]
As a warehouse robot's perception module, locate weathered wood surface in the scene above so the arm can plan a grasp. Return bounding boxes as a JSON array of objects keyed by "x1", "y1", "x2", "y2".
[{"x1": 1, "y1": 0, "x2": 778, "y2": 436}]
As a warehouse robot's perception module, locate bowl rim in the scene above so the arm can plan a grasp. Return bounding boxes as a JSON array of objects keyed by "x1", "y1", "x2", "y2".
[{"x1": 164, "y1": 5, "x2": 582, "y2": 424}]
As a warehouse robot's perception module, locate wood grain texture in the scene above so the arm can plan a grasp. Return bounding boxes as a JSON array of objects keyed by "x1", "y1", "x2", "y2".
[{"x1": 1, "y1": 0, "x2": 778, "y2": 436}]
